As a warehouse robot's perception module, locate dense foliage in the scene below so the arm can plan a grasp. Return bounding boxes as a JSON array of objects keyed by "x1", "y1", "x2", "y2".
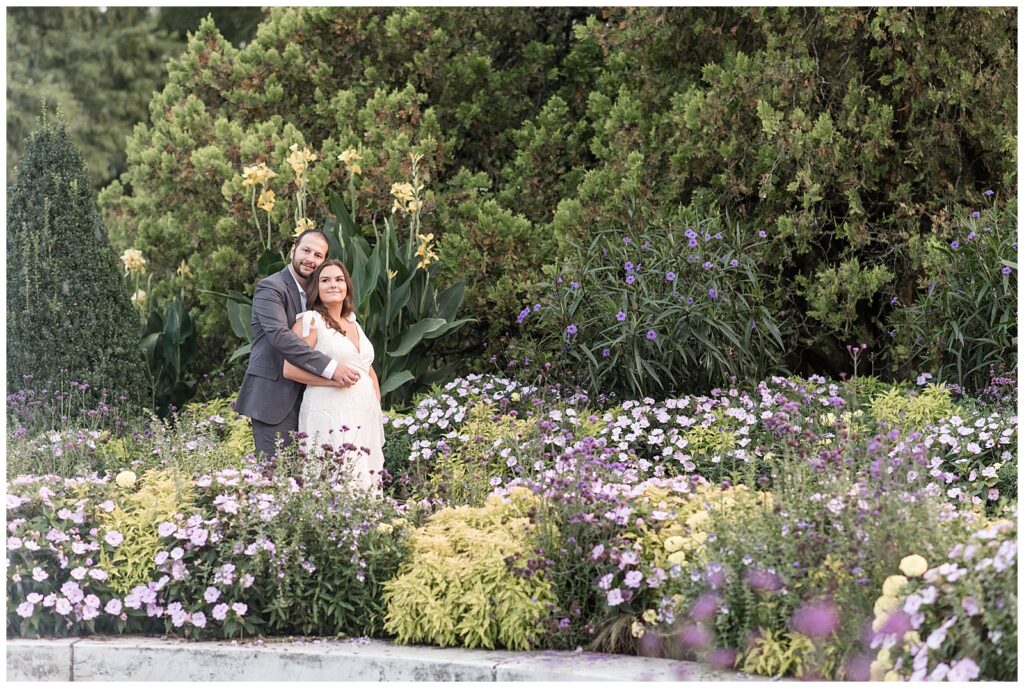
[
  {"x1": 6, "y1": 110, "x2": 147, "y2": 408},
  {"x1": 98, "y1": 7, "x2": 1015, "y2": 392}
]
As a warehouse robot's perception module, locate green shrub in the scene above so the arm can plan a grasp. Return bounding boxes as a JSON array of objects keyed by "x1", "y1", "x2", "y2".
[
  {"x1": 7, "y1": 108, "x2": 146, "y2": 407},
  {"x1": 382, "y1": 488, "x2": 557, "y2": 650},
  {"x1": 869, "y1": 384, "x2": 961, "y2": 430}
]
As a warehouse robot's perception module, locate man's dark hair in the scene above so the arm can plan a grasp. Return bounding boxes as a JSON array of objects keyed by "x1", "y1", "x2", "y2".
[{"x1": 293, "y1": 229, "x2": 330, "y2": 252}]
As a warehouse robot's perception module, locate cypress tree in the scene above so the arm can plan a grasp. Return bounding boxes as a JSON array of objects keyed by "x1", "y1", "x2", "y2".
[{"x1": 7, "y1": 106, "x2": 147, "y2": 406}]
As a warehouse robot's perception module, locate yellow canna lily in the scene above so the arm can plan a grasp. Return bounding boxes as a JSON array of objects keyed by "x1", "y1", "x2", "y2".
[
  {"x1": 120, "y1": 248, "x2": 146, "y2": 275},
  {"x1": 293, "y1": 217, "x2": 316, "y2": 236},
  {"x1": 257, "y1": 189, "x2": 276, "y2": 213}
]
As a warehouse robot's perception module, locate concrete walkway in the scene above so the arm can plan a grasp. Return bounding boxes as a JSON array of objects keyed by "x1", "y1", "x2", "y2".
[{"x1": 7, "y1": 636, "x2": 761, "y2": 682}]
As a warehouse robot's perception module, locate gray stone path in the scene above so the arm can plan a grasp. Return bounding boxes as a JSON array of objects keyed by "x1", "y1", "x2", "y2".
[{"x1": 7, "y1": 636, "x2": 761, "y2": 682}]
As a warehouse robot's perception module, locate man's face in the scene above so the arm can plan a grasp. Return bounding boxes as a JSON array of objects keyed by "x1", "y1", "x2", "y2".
[{"x1": 290, "y1": 234, "x2": 329, "y2": 279}]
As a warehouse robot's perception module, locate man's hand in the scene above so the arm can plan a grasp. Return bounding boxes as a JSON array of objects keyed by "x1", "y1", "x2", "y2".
[{"x1": 331, "y1": 364, "x2": 361, "y2": 387}]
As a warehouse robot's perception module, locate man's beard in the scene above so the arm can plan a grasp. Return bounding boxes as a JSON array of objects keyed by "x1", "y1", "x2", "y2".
[{"x1": 293, "y1": 257, "x2": 316, "y2": 279}]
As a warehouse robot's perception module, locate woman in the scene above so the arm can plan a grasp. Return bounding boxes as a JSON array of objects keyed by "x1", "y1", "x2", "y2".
[{"x1": 283, "y1": 259, "x2": 384, "y2": 492}]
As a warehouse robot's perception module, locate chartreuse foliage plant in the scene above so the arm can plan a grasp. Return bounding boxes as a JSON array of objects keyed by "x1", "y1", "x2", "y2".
[
  {"x1": 869, "y1": 383, "x2": 961, "y2": 430},
  {"x1": 97, "y1": 469, "x2": 193, "y2": 595},
  {"x1": 382, "y1": 488, "x2": 556, "y2": 650}
]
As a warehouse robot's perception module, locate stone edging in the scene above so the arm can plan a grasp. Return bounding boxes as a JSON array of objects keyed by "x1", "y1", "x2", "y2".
[{"x1": 6, "y1": 636, "x2": 762, "y2": 682}]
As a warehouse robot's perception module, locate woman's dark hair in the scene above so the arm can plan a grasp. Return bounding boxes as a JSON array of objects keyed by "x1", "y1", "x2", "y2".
[{"x1": 304, "y1": 259, "x2": 354, "y2": 333}]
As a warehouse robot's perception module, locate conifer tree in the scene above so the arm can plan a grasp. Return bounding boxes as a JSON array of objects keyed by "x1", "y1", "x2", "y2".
[{"x1": 7, "y1": 107, "x2": 146, "y2": 405}]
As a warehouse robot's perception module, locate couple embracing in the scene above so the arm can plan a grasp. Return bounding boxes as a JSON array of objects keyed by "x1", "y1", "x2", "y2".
[{"x1": 233, "y1": 229, "x2": 385, "y2": 492}]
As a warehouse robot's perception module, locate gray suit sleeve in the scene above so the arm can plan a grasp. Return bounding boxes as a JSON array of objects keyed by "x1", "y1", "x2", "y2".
[{"x1": 252, "y1": 280, "x2": 334, "y2": 375}]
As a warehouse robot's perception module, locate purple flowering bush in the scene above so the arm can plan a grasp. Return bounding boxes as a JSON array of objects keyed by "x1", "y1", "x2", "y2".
[
  {"x1": 514, "y1": 219, "x2": 793, "y2": 399},
  {"x1": 888, "y1": 200, "x2": 1017, "y2": 389},
  {"x1": 7, "y1": 447, "x2": 409, "y2": 640}
]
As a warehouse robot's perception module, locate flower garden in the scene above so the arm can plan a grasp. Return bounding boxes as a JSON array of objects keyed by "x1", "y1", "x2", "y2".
[{"x1": 5, "y1": 6, "x2": 1019, "y2": 683}]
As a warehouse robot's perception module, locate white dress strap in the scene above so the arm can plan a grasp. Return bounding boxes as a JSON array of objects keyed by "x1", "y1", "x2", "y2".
[{"x1": 297, "y1": 310, "x2": 320, "y2": 337}]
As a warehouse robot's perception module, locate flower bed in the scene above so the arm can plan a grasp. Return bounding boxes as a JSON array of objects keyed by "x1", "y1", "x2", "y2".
[{"x1": 6, "y1": 373, "x2": 1018, "y2": 680}]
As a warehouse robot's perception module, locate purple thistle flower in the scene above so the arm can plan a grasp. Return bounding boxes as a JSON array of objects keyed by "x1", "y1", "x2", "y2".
[
  {"x1": 646, "y1": 330, "x2": 657, "y2": 340},
  {"x1": 616, "y1": 311, "x2": 627, "y2": 322}
]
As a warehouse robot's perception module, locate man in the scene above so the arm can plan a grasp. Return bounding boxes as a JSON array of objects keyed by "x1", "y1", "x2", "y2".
[{"x1": 235, "y1": 230, "x2": 360, "y2": 458}]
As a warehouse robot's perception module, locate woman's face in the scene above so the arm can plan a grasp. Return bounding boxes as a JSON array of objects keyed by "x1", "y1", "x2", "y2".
[{"x1": 317, "y1": 265, "x2": 347, "y2": 305}]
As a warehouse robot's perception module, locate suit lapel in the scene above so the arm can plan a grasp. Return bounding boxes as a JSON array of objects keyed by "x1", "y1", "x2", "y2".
[{"x1": 279, "y1": 268, "x2": 300, "y2": 319}]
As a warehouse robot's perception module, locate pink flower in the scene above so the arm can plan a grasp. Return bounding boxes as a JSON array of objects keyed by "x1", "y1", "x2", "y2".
[
  {"x1": 60, "y1": 581, "x2": 84, "y2": 604},
  {"x1": 104, "y1": 530, "x2": 124, "y2": 547},
  {"x1": 606, "y1": 588, "x2": 624, "y2": 606},
  {"x1": 105, "y1": 599, "x2": 123, "y2": 615},
  {"x1": 240, "y1": 573, "x2": 255, "y2": 589},
  {"x1": 84, "y1": 594, "x2": 100, "y2": 608},
  {"x1": 70, "y1": 566, "x2": 87, "y2": 580},
  {"x1": 32, "y1": 567, "x2": 48, "y2": 582},
  {"x1": 231, "y1": 602, "x2": 247, "y2": 617},
  {"x1": 204, "y1": 587, "x2": 221, "y2": 604},
  {"x1": 82, "y1": 605, "x2": 100, "y2": 621},
  {"x1": 16, "y1": 601, "x2": 34, "y2": 618},
  {"x1": 623, "y1": 570, "x2": 644, "y2": 588},
  {"x1": 154, "y1": 551, "x2": 169, "y2": 565},
  {"x1": 791, "y1": 599, "x2": 840, "y2": 638},
  {"x1": 191, "y1": 611, "x2": 207, "y2": 628},
  {"x1": 947, "y1": 658, "x2": 980, "y2": 682},
  {"x1": 212, "y1": 603, "x2": 229, "y2": 621},
  {"x1": 26, "y1": 592, "x2": 43, "y2": 604},
  {"x1": 54, "y1": 598, "x2": 73, "y2": 616},
  {"x1": 157, "y1": 522, "x2": 177, "y2": 537}
]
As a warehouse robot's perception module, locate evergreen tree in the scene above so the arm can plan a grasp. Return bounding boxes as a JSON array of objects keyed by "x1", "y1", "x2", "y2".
[
  {"x1": 6, "y1": 7, "x2": 179, "y2": 188},
  {"x1": 7, "y1": 107, "x2": 147, "y2": 405}
]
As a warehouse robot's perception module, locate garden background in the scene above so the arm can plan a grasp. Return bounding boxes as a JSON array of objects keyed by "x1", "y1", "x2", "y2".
[{"x1": 5, "y1": 6, "x2": 1019, "y2": 682}]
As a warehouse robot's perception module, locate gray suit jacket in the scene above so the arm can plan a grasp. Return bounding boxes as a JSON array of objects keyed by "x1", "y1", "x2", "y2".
[{"x1": 234, "y1": 268, "x2": 333, "y2": 425}]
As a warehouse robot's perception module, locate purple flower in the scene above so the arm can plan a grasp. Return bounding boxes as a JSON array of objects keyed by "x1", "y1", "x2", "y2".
[
  {"x1": 105, "y1": 599, "x2": 123, "y2": 615},
  {"x1": 231, "y1": 602, "x2": 248, "y2": 617},
  {"x1": 601, "y1": 348, "x2": 610, "y2": 358},
  {"x1": 758, "y1": 230, "x2": 767, "y2": 238},
  {"x1": 606, "y1": 588, "x2": 624, "y2": 606},
  {"x1": 191, "y1": 611, "x2": 207, "y2": 628},
  {"x1": 212, "y1": 603, "x2": 229, "y2": 621},
  {"x1": 665, "y1": 271, "x2": 676, "y2": 281},
  {"x1": 104, "y1": 530, "x2": 124, "y2": 547},
  {"x1": 204, "y1": 587, "x2": 221, "y2": 604},
  {"x1": 624, "y1": 261, "x2": 634, "y2": 272},
  {"x1": 625, "y1": 275, "x2": 635, "y2": 285},
  {"x1": 624, "y1": 570, "x2": 644, "y2": 588},
  {"x1": 616, "y1": 311, "x2": 626, "y2": 322},
  {"x1": 533, "y1": 303, "x2": 541, "y2": 312},
  {"x1": 646, "y1": 330, "x2": 657, "y2": 340},
  {"x1": 16, "y1": 601, "x2": 34, "y2": 618},
  {"x1": 516, "y1": 307, "x2": 531, "y2": 324},
  {"x1": 1001, "y1": 266, "x2": 1012, "y2": 275},
  {"x1": 948, "y1": 658, "x2": 980, "y2": 682},
  {"x1": 702, "y1": 261, "x2": 713, "y2": 270},
  {"x1": 690, "y1": 593, "x2": 721, "y2": 622},
  {"x1": 950, "y1": 240, "x2": 960, "y2": 249},
  {"x1": 565, "y1": 324, "x2": 578, "y2": 336},
  {"x1": 678, "y1": 624, "x2": 712, "y2": 648},
  {"x1": 708, "y1": 288, "x2": 718, "y2": 299},
  {"x1": 729, "y1": 259, "x2": 738, "y2": 267},
  {"x1": 157, "y1": 522, "x2": 176, "y2": 537},
  {"x1": 688, "y1": 238, "x2": 698, "y2": 248},
  {"x1": 623, "y1": 237, "x2": 632, "y2": 244},
  {"x1": 983, "y1": 189, "x2": 994, "y2": 196},
  {"x1": 970, "y1": 211, "x2": 981, "y2": 218},
  {"x1": 570, "y1": 281, "x2": 580, "y2": 289},
  {"x1": 791, "y1": 599, "x2": 840, "y2": 638}
]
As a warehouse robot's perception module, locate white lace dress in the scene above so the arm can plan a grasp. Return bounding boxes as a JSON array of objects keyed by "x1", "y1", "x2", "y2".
[{"x1": 296, "y1": 310, "x2": 384, "y2": 492}]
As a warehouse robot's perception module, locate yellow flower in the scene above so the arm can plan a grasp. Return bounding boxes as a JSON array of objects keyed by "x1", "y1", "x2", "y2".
[
  {"x1": 873, "y1": 595, "x2": 899, "y2": 617},
  {"x1": 872, "y1": 611, "x2": 890, "y2": 632},
  {"x1": 869, "y1": 661, "x2": 887, "y2": 681},
  {"x1": 176, "y1": 260, "x2": 192, "y2": 279},
  {"x1": 387, "y1": 269, "x2": 398, "y2": 281},
  {"x1": 902, "y1": 630, "x2": 921, "y2": 650},
  {"x1": 376, "y1": 522, "x2": 394, "y2": 535},
  {"x1": 293, "y1": 217, "x2": 316, "y2": 236},
  {"x1": 630, "y1": 620, "x2": 645, "y2": 638},
  {"x1": 115, "y1": 470, "x2": 137, "y2": 489},
  {"x1": 407, "y1": 199, "x2": 423, "y2": 213},
  {"x1": 883, "y1": 671, "x2": 902, "y2": 682},
  {"x1": 338, "y1": 148, "x2": 362, "y2": 175},
  {"x1": 120, "y1": 248, "x2": 146, "y2": 275},
  {"x1": 664, "y1": 535, "x2": 687, "y2": 553},
  {"x1": 242, "y1": 162, "x2": 276, "y2": 187},
  {"x1": 390, "y1": 182, "x2": 415, "y2": 202},
  {"x1": 417, "y1": 232, "x2": 435, "y2": 245},
  {"x1": 882, "y1": 575, "x2": 908, "y2": 598},
  {"x1": 130, "y1": 290, "x2": 147, "y2": 308},
  {"x1": 876, "y1": 648, "x2": 893, "y2": 668},
  {"x1": 287, "y1": 143, "x2": 317, "y2": 175},
  {"x1": 899, "y1": 554, "x2": 928, "y2": 577},
  {"x1": 257, "y1": 188, "x2": 276, "y2": 213},
  {"x1": 642, "y1": 609, "x2": 658, "y2": 624}
]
